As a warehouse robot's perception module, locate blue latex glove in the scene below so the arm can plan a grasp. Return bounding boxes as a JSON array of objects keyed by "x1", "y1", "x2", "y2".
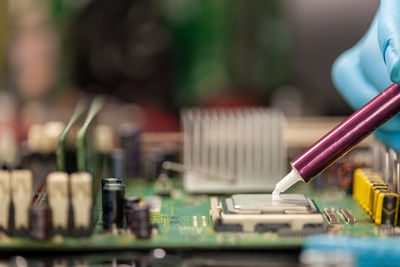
[{"x1": 332, "y1": 0, "x2": 400, "y2": 151}]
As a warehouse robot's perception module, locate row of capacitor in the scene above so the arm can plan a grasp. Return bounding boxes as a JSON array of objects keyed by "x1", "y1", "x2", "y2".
[
  {"x1": 102, "y1": 178, "x2": 155, "y2": 239},
  {"x1": 353, "y1": 168, "x2": 399, "y2": 225},
  {"x1": 0, "y1": 170, "x2": 93, "y2": 240}
]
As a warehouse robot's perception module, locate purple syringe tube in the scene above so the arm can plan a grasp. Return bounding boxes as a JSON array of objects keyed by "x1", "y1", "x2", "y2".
[
  {"x1": 273, "y1": 83, "x2": 400, "y2": 199},
  {"x1": 293, "y1": 83, "x2": 400, "y2": 182}
]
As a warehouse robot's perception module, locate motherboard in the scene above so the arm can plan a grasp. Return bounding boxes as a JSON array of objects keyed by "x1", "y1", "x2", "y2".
[{"x1": 0, "y1": 99, "x2": 397, "y2": 266}]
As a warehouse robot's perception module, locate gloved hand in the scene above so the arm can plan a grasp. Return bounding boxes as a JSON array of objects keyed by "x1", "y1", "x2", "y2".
[{"x1": 332, "y1": 0, "x2": 400, "y2": 151}]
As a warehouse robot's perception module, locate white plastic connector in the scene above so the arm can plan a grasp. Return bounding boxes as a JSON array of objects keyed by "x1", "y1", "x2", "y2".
[
  {"x1": 47, "y1": 172, "x2": 69, "y2": 229},
  {"x1": 70, "y1": 172, "x2": 92, "y2": 229}
]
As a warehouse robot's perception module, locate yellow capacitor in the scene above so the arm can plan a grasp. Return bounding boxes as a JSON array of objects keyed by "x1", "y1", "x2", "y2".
[
  {"x1": 375, "y1": 192, "x2": 399, "y2": 225},
  {"x1": 367, "y1": 184, "x2": 389, "y2": 215},
  {"x1": 361, "y1": 178, "x2": 383, "y2": 210},
  {"x1": 352, "y1": 168, "x2": 396, "y2": 225},
  {"x1": 353, "y1": 169, "x2": 362, "y2": 202},
  {"x1": 372, "y1": 188, "x2": 392, "y2": 220}
]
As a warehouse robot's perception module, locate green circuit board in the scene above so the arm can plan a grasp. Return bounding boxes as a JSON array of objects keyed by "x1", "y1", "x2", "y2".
[
  {"x1": 0, "y1": 99, "x2": 384, "y2": 252},
  {"x1": 0, "y1": 178, "x2": 380, "y2": 251}
]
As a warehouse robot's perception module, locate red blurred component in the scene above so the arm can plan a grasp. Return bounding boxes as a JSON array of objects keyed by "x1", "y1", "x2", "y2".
[
  {"x1": 141, "y1": 105, "x2": 179, "y2": 132},
  {"x1": 199, "y1": 92, "x2": 262, "y2": 107},
  {"x1": 337, "y1": 157, "x2": 366, "y2": 190}
]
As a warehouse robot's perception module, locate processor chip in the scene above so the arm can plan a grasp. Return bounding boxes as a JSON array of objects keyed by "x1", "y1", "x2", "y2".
[{"x1": 210, "y1": 194, "x2": 324, "y2": 233}]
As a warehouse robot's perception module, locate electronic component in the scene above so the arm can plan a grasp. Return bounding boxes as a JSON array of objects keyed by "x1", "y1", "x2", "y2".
[
  {"x1": 94, "y1": 125, "x2": 114, "y2": 155},
  {"x1": 102, "y1": 183, "x2": 125, "y2": 229},
  {"x1": 182, "y1": 108, "x2": 286, "y2": 193},
  {"x1": 28, "y1": 205, "x2": 52, "y2": 240},
  {"x1": 26, "y1": 124, "x2": 43, "y2": 153},
  {"x1": 144, "y1": 144, "x2": 179, "y2": 180},
  {"x1": 338, "y1": 209, "x2": 356, "y2": 224},
  {"x1": 24, "y1": 123, "x2": 63, "y2": 194},
  {"x1": 323, "y1": 208, "x2": 339, "y2": 224},
  {"x1": 154, "y1": 174, "x2": 173, "y2": 196},
  {"x1": 43, "y1": 121, "x2": 66, "y2": 154},
  {"x1": 119, "y1": 123, "x2": 141, "y2": 177},
  {"x1": 57, "y1": 100, "x2": 87, "y2": 173},
  {"x1": 225, "y1": 194, "x2": 318, "y2": 214},
  {"x1": 47, "y1": 172, "x2": 69, "y2": 235},
  {"x1": 76, "y1": 97, "x2": 105, "y2": 180},
  {"x1": 0, "y1": 127, "x2": 18, "y2": 169},
  {"x1": 95, "y1": 125, "x2": 115, "y2": 178},
  {"x1": 143, "y1": 196, "x2": 161, "y2": 213},
  {"x1": 369, "y1": 186, "x2": 390, "y2": 216},
  {"x1": 101, "y1": 178, "x2": 125, "y2": 229},
  {"x1": 102, "y1": 177, "x2": 124, "y2": 190},
  {"x1": 375, "y1": 192, "x2": 398, "y2": 225},
  {"x1": 0, "y1": 171, "x2": 10, "y2": 233},
  {"x1": 27, "y1": 122, "x2": 65, "y2": 154},
  {"x1": 125, "y1": 197, "x2": 141, "y2": 227},
  {"x1": 143, "y1": 147, "x2": 170, "y2": 180},
  {"x1": 210, "y1": 194, "x2": 324, "y2": 233},
  {"x1": 70, "y1": 172, "x2": 93, "y2": 236},
  {"x1": 353, "y1": 168, "x2": 399, "y2": 225},
  {"x1": 111, "y1": 149, "x2": 125, "y2": 179},
  {"x1": 130, "y1": 204, "x2": 152, "y2": 239},
  {"x1": 372, "y1": 188, "x2": 392, "y2": 220},
  {"x1": 11, "y1": 170, "x2": 33, "y2": 235}
]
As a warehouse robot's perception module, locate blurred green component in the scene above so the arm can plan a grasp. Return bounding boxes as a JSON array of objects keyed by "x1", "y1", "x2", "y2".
[
  {"x1": 58, "y1": 97, "x2": 104, "y2": 195},
  {"x1": 77, "y1": 96, "x2": 104, "y2": 175},
  {"x1": 57, "y1": 99, "x2": 87, "y2": 172},
  {"x1": 157, "y1": 0, "x2": 292, "y2": 105}
]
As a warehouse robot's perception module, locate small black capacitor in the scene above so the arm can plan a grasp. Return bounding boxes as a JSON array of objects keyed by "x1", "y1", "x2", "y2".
[
  {"x1": 29, "y1": 205, "x2": 52, "y2": 240},
  {"x1": 125, "y1": 196, "x2": 141, "y2": 227},
  {"x1": 102, "y1": 184, "x2": 125, "y2": 229},
  {"x1": 130, "y1": 205, "x2": 152, "y2": 239},
  {"x1": 102, "y1": 178, "x2": 125, "y2": 229}
]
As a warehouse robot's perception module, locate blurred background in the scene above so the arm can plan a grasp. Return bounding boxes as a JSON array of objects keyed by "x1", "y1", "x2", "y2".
[{"x1": 0, "y1": 0, "x2": 378, "y2": 134}]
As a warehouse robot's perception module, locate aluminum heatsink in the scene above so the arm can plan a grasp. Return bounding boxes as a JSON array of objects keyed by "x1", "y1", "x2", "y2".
[{"x1": 181, "y1": 108, "x2": 286, "y2": 193}]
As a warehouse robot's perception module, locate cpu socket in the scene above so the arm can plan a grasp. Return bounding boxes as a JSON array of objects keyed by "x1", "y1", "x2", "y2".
[{"x1": 210, "y1": 194, "x2": 324, "y2": 233}]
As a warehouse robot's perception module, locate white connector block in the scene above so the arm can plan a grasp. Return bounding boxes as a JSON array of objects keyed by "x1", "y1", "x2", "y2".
[
  {"x1": 47, "y1": 172, "x2": 70, "y2": 230},
  {"x1": 70, "y1": 172, "x2": 92, "y2": 229},
  {"x1": 11, "y1": 170, "x2": 32, "y2": 230}
]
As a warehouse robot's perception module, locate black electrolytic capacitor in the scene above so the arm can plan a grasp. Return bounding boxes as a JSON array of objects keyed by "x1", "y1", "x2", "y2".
[
  {"x1": 125, "y1": 196, "x2": 141, "y2": 227},
  {"x1": 130, "y1": 205, "x2": 152, "y2": 239},
  {"x1": 29, "y1": 205, "x2": 52, "y2": 240},
  {"x1": 102, "y1": 184, "x2": 125, "y2": 229}
]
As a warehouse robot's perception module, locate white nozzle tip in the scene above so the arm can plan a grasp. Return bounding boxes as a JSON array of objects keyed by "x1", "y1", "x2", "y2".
[
  {"x1": 272, "y1": 168, "x2": 303, "y2": 201},
  {"x1": 272, "y1": 190, "x2": 282, "y2": 201}
]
